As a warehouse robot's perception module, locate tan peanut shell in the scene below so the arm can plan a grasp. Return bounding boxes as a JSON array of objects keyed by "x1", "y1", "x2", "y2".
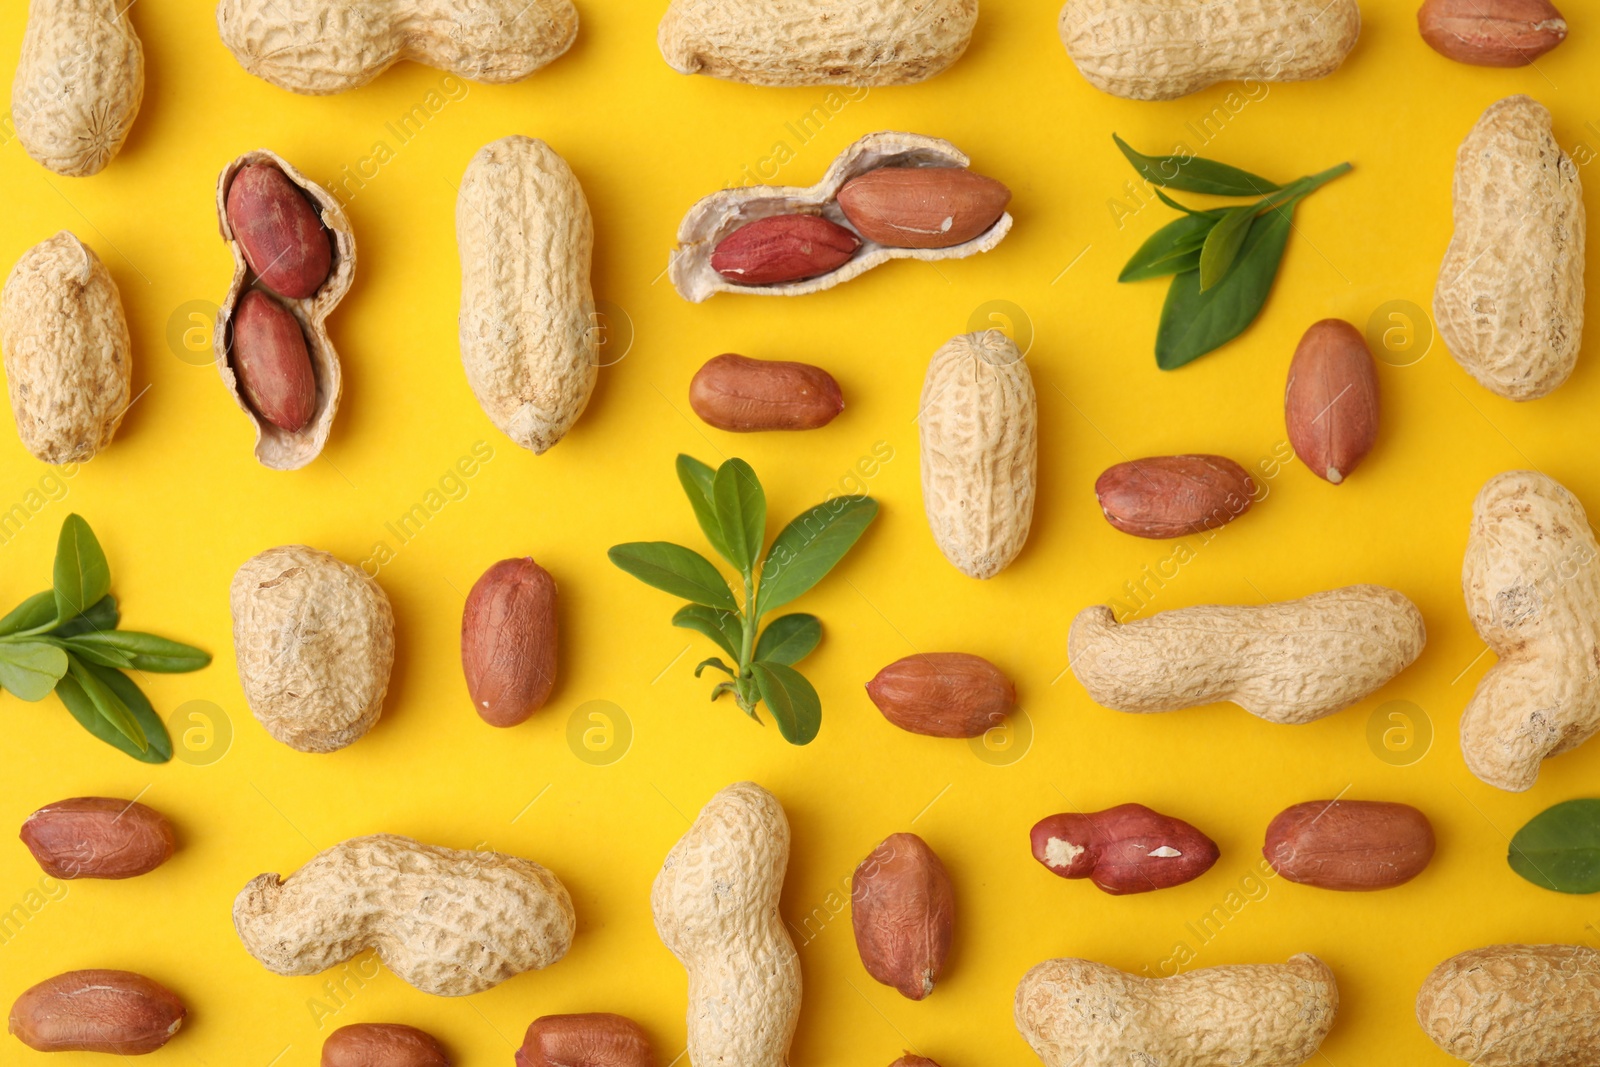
[
  {"x1": 671, "y1": 132, "x2": 1013, "y2": 302},
  {"x1": 1435, "y1": 95, "x2": 1585, "y2": 400},
  {"x1": 1417, "y1": 944, "x2": 1600, "y2": 1065},
  {"x1": 216, "y1": 150, "x2": 354, "y2": 469},
  {"x1": 1059, "y1": 0, "x2": 1361, "y2": 101},
  {"x1": 216, "y1": 0, "x2": 578, "y2": 95},
  {"x1": 920, "y1": 330, "x2": 1036, "y2": 579},
  {"x1": 458, "y1": 136, "x2": 597, "y2": 454},
  {"x1": 13, "y1": 0, "x2": 143, "y2": 176},
  {"x1": 1016, "y1": 954, "x2": 1338, "y2": 1067},
  {"x1": 1070, "y1": 585, "x2": 1426, "y2": 724},
  {"x1": 230, "y1": 545, "x2": 394, "y2": 753},
  {"x1": 1462, "y1": 470, "x2": 1600, "y2": 791},
  {"x1": 658, "y1": 0, "x2": 977, "y2": 87},
  {"x1": 1, "y1": 232, "x2": 130, "y2": 463},
  {"x1": 234, "y1": 833, "x2": 575, "y2": 997},
  {"x1": 652, "y1": 782, "x2": 799, "y2": 1067}
]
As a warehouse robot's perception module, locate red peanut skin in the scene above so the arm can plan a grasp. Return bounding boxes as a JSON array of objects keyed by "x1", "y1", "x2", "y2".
[
  {"x1": 461, "y1": 558, "x2": 558, "y2": 728},
  {"x1": 1095, "y1": 454, "x2": 1255, "y2": 539},
  {"x1": 20, "y1": 797, "x2": 174, "y2": 880},
  {"x1": 1264, "y1": 800, "x2": 1436, "y2": 890},
  {"x1": 233, "y1": 289, "x2": 316, "y2": 432},
  {"x1": 322, "y1": 1023, "x2": 449, "y2": 1066},
  {"x1": 867, "y1": 653, "x2": 1015, "y2": 738},
  {"x1": 689, "y1": 353, "x2": 844, "y2": 432},
  {"x1": 837, "y1": 167, "x2": 1011, "y2": 249},
  {"x1": 711, "y1": 214, "x2": 860, "y2": 285},
  {"x1": 515, "y1": 1013, "x2": 655, "y2": 1067},
  {"x1": 226, "y1": 163, "x2": 333, "y2": 299},
  {"x1": 852, "y1": 833, "x2": 955, "y2": 1000},
  {"x1": 891, "y1": 1058, "x2": 943, "y2": 1067},
  {"x1": 9, "y1": 970, "x2": 185, "y2": 1054},
  {"x1": 1030, "y1": 803, "x2": 1220, "y2": 895},
  {"x1": 1285, "y1": 318, "x2": 1379, "y2": 485},
  {"x1": 1418, "y1": 0, "x2": 1566, "y2": 67}
]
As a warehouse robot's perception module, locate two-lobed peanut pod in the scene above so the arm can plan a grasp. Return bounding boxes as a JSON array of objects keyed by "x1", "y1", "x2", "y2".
[
  {"x1": 1417, "y1": 944, "x2": 1600, "y2": 1065},
  {"x1": 13, "y1": 0, "x2": 143, "y2": 176}
]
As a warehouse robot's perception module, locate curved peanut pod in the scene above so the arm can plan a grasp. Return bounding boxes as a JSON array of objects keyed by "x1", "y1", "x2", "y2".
[
  {"x1": 1059, "y1": 0, "x2": 1360, "y2": 101},
  {"x1": 1435, "y1": 95, "x2": 1585, "y2": 401},
  {"x1": 1462, "y1": 471, "x2": 1600, "y2": 791},
  {"x1": 658, "y1": 0, "x2": 977, "y2": 87},
  {"x1": 13, "y1": 0, "x2": 143, "y2": 176},
  {"x1": 652, "y1": 782, "x2": 799, "y2": 1067},
  {"x1": 234, "y1": 834, "x2": 575, "y2": 997},
  {"x1": 1069, "y1": 585, "x2": 1425, "y2": 723},
  {"x1": 1417, "y1": 945, "x2": 1600, "y2": 1065},
  {"x1": 458, "y1": 136, "x2": 597, "y2": 455},
  {"x1": 920, "y1": 331, "x2": 1037, "y2": 579},
  {"x1": 1017, "y1": 954, "x2": 1338, "y2": 1067},
  {"x1": 216, "y1": 0, "x2": 578, "y2": 95}
]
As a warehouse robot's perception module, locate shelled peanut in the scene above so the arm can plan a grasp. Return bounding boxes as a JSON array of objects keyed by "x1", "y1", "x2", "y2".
[
  {"x1": 1030, "y1": 804, "x2": 1219, "y2": 894},
  {"x1": 322, "y1": 1024, "x2": 449, "y2": 1067},
  {"x1": 516, "y1": 1014, "x2": 655, "y2": 1067},
  {"x1": 1286, "y1": 319, "x2": 1379, "y2": 484},
  {"x1": 1263, "y1": 800, "x2": 1435, "y2": 890},
  {"x1": 9, "y1": 970, "x2": 185, "y2": 1054},
  {"x1": 20, "y1": 797, "x2": 174, "y2": 880},
  {"x1": 852, "y1": 833, "x2": 955, "y2": 1000},
  {"x1": 461, "y1": 557, "x2": 559, "y2": 727},
  {"x1": 867, "y1": 653, "x2": 1015, "y2": 737},
  {"x1": 690, "y1": 354, "x2": 843, "y2": 431},
  {"x1": 1095, "y1": 455, "x2": 1254, "y2": 538},
  {"x1": 1418, "y1": 0, "x2": 1567, "y2": 66}
]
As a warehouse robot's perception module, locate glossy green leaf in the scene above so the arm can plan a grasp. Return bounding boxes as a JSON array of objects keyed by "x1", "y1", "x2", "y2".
[
  {"x1": 751, "y1": 661, "x2": 821, "y2": 744},
  {"x1": 52, "y1": 514, "x2": 111, "y2": 625},
  {"x1": 755, "y1": 614, "x2": 821, "y2": 665},
  {"x1": 54, "y1": 666, "x2": 171, "y2": 763},
  {"x1": 1197, "y1": 204, "x2": 1258, "y2": 291},
  {"x1": 67, "y1": 655, "x2": 143, "y2": 750},
  {"x1": 713, "y1": 459, "x2": 766, "y2": 576},
  {"x1": 756, "y1": 496, "x2": 879, "y2": 616},
  {"x1": 1113, "y1": 134, "x2": 1279, "y2": 196},
  {"x1": 694, "y1": 656, "x2": 736, "y2": 678},
  {"x1": 0, "y1": 641, "x2": 69, "y2": 700},
  {"x1": 53, "y1": 637, "x2": 135, "y2": 669},
  {"x1": 672, "y1": 604, "x2": 743, "y2": 661},
  {"x1": 1510, "y1": 799, "x2": 1600, "y2": 894},
  {"x1": 0, "y1": 591, "x2": 58, "y2": 636},
  {"x1": 62, "y1": 631, "x2": 211, "y2": 673},
  {"x1": 1120, "y1": 212, "x2": 1220, "y2": 283},
  {"x1": 676, "y1": 454, "x2": 734, "y2": 566},
  {"x1": 1155, "y1": 203, "x2": 1296, "y2": 370},
  {"x1": 52, "y1": 595, "x2": 119, "y2": 638},
  {"x1": 609, "y1": 542, "x2": 737, "y2": 611}
]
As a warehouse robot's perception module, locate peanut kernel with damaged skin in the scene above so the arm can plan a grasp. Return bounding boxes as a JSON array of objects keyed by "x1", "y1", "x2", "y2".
[
  {"x1": 1030, "y1": 804, "x2": 1219, "y2": 894},
  {"x1": 20, "y1": 797, "x2": 175, "y2": 880},
  {"x1": 1419, "y1": 0, "x2": 1567, "y2": 67},
  {"x1": 515, "y1": 1013, "x2": 655, "y2": 1067},
  {"x1": 837, "y1": 167, "x2": 1010, "y2": 249},
  {"x1": 852, "y1": 833, "x2": 955, "y2": 1000},
  {"x1": 711, "y1": 215, "x2": 861, "y2": 286}
]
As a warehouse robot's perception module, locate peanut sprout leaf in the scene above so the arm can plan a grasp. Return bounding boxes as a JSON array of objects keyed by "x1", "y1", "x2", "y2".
[
  {"x1": 52, "y1": 595, "x2": 119, "y2": 638},
  {"x1": 750, "y1": 661, "x2": 821, "y2": 745},
  {"x1": 53, "y1": 514, "x2": 111, "y2": 624},
  {"x1": 54, "y1": 668, "x2": 170, "y2": 763},
  {"x1": 609, "y1": 542, "x2": 738, "y2": 612},
  {"x1": 712, "y1": 458, "x2": 766, "y2": 576},
  {"x1": 1510, "y1": 799, "x2": 1600, "y2": 894},
  {"x1": 757, "y1": 496, "x2": 879, "y2": 616},
  {"x1": 676, "y1": 454, "x2": 734, "y2": 566},
  {"x1": 673, "y1": 604, "x2": 742, "y2": 661},
  {"x1": 755, "y1": 614, "x2": 821, "y2": 665},
  {"x1": 0, "y1": 591, "x2": 58, "y2": 636},
  {"x1": 0, "y1": 641, "x2": 69, "y2": 700},
  {"x1": 1120, "y1": 213, "x2": 1221, "y2": 283},
  {"x1": 67, "y1": 655, "x2": 143, "y2": 750},
  {"x1": 1113, "y1": 134, "x2": 1280, "y2": 196},
  {"x1": 53, "y1": 637, "x2": 135, "y2": 669},
  {"x1": 1198, "y1": 204, "x2": 1259, "y2": 291},
  {"x1": 62, "y1": 631, "x2": 211, "y2": 673}
]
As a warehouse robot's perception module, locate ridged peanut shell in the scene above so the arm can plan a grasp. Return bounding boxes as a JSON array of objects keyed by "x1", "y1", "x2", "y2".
[
  {"x1": 920, "y1": 330, "x2": 1036, "y2": 579},
  {"x1": 1462, "y1": 470, "x2": 1600, "y2": 791},
  {"x1": 1417, "y1": 944, "x2": 1600, "y2": 1065},
  {"x1": 458, "y1": 136, "x2": 597, "y2": 454},
  {"x1": 1059, "y1": 0, "x2": 1361, "y2": 101},
  {"x1": 230, "y1": 545, "x2": 394, "y2": 753},
  {"x1": 234, "y1": 834, "x2": 575, "y2": 997},
  {"x1": 1, "y1": 232, "x2": 130, "y2": 464},
  {"x1": 1435, "y1": 95, "x2": 1584, "y2": 401},
  {"x1": 658, "y1": 0, "x2": 977, "y2": 86},
  {"x1": 13, "y1": 0, "x2": 143, "y2": 176},
  {"x1": 1069, "y1": 585, "x2": 1426, "y2": 723}
]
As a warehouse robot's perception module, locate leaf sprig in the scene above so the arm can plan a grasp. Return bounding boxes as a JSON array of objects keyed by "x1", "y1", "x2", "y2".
[
  {"x1": 1114, "y1": 134, "x2": 1352, "y2": 370},
  {"x1": 608, "y1": 456, "x2": 878, "y2": 745},
  {"x1": 0, "y1": 515, "x2": 211, "y2": 762},
  {"x1": 1509, "y1": 798, "x2": 1600, "y2": 894}
]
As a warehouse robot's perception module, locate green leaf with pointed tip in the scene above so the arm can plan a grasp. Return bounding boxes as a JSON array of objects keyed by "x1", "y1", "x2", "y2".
[
  {"x1": 1510, "y1": 799, "x2": 1600, "y2": 894},
  {"x1": 609, "y1": 542, "x2": 737, "y2": 612},
  {"x1": 1197, "y1": 204, "x2": 1258, "y2": 291},
  {"x1": 751, "y1": 661, "x2": 821, "y2": 745},
  {"x1": 0, "y1": 641, "x2": 69, "y2": 700},
  {"x1": 66, "y1": 655, "x2": 143, "y2": 750},
  {"x1": 53, "y1": 515, "x2": 111, "y2": 626},
  {"x1": 713, "y1": 459, "x2": 766, "y2": 576},
  {"x1": 676, "y1": 455, "x2": 735, "y2": 567},
  {"x1": 755, "y1": 614, "x2": 821, "y2": 665},
  {"x1": 672, "y1": 604, "x2": 742, "y2": 661},
  {"x1": 0, "y1": 591, "x2": 58, "y2": 636},
  {"x1": 53, "y1": 637, "x2": 135, "y2": 669},
  {"x1": 51, "y1": 595, "x2": 119, "y2": 638},
  {"x1": 61, "y1": 631, "x2": 211, "y2": 673},
  {"x1": 54, "y1": 666, "x2": 171, "y2": 763},
  {"x1": 756, "y1": 496, "x2": 878, "y2": 616},
  {"x1": 1114, "y1": 134, "x2": 1280, "y2": 196},
  {"x1": 695, "y1": 657, "x2": 736, "y2": 679},
  {"x1": 1120, "y1": 212, "x2": 1221, "y2": 283}
]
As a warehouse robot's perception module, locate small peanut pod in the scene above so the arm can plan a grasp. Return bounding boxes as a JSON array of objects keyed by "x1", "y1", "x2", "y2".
[
  {"x1": 653, "y1": 782, "x2": 799, "y2": 1067},
  {"x1": 1417, "y1": 944, "x2": 1600, "y2": 1065},
  {"x1": 516, "y1": 1014, "x2": 655, "y2": 1067},
  {"x1": 1069, "y1": 585, "x2": 1426, "y2": 724},
  {"x1": 1030, "y1": 804, "x2": 1219, "y2": 895},
  {"x1": 1016, "y1": 955, "x2": 1339, "y2": 1067},
  {"x1": 689, "y1": 354, "x2": 844, "y2": 431},
  {"x1": 13, "y1": 0, "x2": 143, "y2": 176},
  {"x1": 20, "y1": 797, "x2": 175, "y2": 880},
  {"x1": 231, "y1": 545, "x2": 395, "y2": 753},
  {"x1": 852, "y1": 833, "x2": 955, "y2": 1000},
  {"x1": 323, "y1": 1024, "x2": 449, "y2": 1067},
  {"x1": 1095, "y1": 455, "x2": 1255, "y2": 539},
  {"x1": 216, "y1": 0, "x2": 579, "y2": 94},
  {"x1": 921, "y1": 331, "x2": 1037, "y2": 579},
  {"x1": 658, "y1": 0, "x2": 977, "y2": 86},
  {"x1": 1435, "y1": 95, "x2": 1585, "y2": 401},
  {"x1": 1, "y1": 231, "x2": 131, "y2": 463},
  {"x1": 234, "y1": 834, "x2": 575, "y2": 997},
  {"x1": 9, "y1": 969, "x2": 185, "y2": 1054},
  {"x1": 461, "y1": 557, "x2": 559, "y2": 727},
  {"x1": 458, "y1": 136, "x2": 597, "y2": 455},
  {"x1": 1264, "y1": 800, "x2": 1435, "y2": 890},
  {"x1": 866, "y1": 653, "x2": 1015, "y2": 738}
]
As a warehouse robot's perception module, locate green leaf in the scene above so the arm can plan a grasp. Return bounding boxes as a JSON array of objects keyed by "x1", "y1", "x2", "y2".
[
  {"x1": 1197, "y1": 204, "x2": 1258, "y2": 291},
  {"x1": 52, "y1": 594, "x2": 119, "y2": 638},
  {"x1": 609, "y1": 542, "x2": 737, "y2": 611},
  {"x1": 54, "y1": 667, "x2": 170, "y2": 763},
  {"x1": 52, "y1": 514, "x2": 111, "y2": 625},
  {"x1": 750, "y1": 661, "x2": 821, "y2": 745},
  {"x1": 713, "y1": 459, "x2": 766, "y2": 576},
  {"x1": 53, "y1": 637, "x2": 135, "y2": 669},
  {"x1": 66, "y1": 655, "x2": 144, "y2": 751},
  {"x1": 694, "y1": 657, "x2": 736, "y2": 678},
  {"x1": 677, "y1": 454, "x2": 735, "y2": 567},
  {"x1": 1155, "y1": 202, "x2": 1296, "y2": 370},
  {"x1": 1113, "y1": 134, "x2": 1279, "y2": 196},
  {"x1": 1120, "y1": 212, "x2": 1220, "y2": 283},
  {"x1": 62, "y1": 631, "x2": 211, "y2": 673},
  {"x1": 755, "y1": 614, "x2": 821, "y2": 665},
  {"x1": 0, "y1": 641, "x2": 69, "y2": 700},
  {"x1": 672, "y1": 604, "x2": 743, "y2": 661},
  {"x1": 756, "y1": 496, "x2": 879, "y2": 616},
  {"x1": 0, "y1": 591, "x2": 58, "y2": 636},
  {"x1": 1152, "y1": 188, "x2": 1225, "y2": 217},
  {"x1": 1510, "y1": 799, "x2": 1600, "y2": 894}
]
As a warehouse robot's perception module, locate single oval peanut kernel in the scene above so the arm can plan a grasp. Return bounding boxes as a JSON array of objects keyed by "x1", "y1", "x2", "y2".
[
  {"x1": 710, "y1": 214, "x2": 860, "y2": 285},
  {"x1": 1264, "y1": 799, "x2": 1436, "y2": 890},
  {"x1": 891, "y1": 1058, "x2": 943, "y2": 1067},
  {"x1": 322, "y1": 1023, "x2": 449, "y2": 1067},
  {"x1": 233, "y1": 289, "x2": 316, "y2": 433},
  {"x1": 1030, "y1": 804, "x2": 1220, "y2": 895},
  {"x1": 9, "y1": 970, "x2": 185, "y2": 1054},
  {"x1": 689, "y1": 353, "x2": 844, "y2": 432},
  {"x1": 866, "y1": 653, "x2": 1015, "y2": 738},
  {"x1": 1418, "y1": 0, "x2": 1566, "y2": 67},
  {"x1": 20, "y1": 796, "x2": 174, "y2": 880},
  {"x1": 1285, "y1": 318, "x2": 1379, "y2": 485},
  {"x1": 1095, "y1": 455, "x2": 1256, "y2": 539},
  {"x1": 226, "y1": 163, "x2": 333, "y2": 299},
  {"x1": 515, "y1": 1013, "x2": 655, "y2": 1067},
  {"x1": 837, "y1": 166, "x2": 1010, "y2": 249},
  {"x1": 462, "y1": 558, "x2": 559, "y2": 728},
  {"x1": 852, "y1": 833, "x2": 955, "y2": 1001}
]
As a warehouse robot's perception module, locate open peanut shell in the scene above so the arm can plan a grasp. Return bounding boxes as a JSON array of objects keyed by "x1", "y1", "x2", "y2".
[
  {"x1": 670, "y1": 130, "x2": 1012, "y2": 302},
  {"x1": 215, "y1": 149, "x2": 354, "y2": 470}
]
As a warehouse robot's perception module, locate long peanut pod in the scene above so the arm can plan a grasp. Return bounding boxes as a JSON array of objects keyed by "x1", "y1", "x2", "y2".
[{"x1": 1417, "y1": 944, "x2": 1600, "y2": 1065}]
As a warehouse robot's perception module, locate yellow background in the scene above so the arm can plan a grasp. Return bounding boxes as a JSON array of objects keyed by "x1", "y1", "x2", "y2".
[{"x1": 0, "y1": 1, "x2": 1595, "y2": 1063}]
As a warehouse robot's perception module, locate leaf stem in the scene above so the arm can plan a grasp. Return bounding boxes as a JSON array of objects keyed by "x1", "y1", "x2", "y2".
[{"x1": 737, "y1": 570, "x2": 757, "y2": 712}]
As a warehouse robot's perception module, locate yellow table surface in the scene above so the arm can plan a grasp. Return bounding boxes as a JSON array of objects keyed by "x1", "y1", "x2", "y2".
[{"x1": 0, "y1": 2, "x2": 1595, "y2": 1064}]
